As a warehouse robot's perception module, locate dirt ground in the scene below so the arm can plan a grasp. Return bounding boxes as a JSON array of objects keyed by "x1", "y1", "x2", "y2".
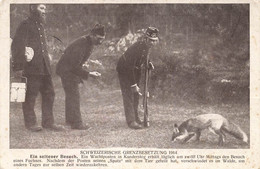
[{"x1": 9, "y1": 76, "x2": 250, "y2": 149}]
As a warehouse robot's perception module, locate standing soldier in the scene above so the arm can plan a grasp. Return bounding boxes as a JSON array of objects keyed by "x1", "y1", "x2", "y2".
[
  {"x1": 56, "y1": 24, "x2": 105, "y2": 130},
  {"x1": 116, "y1": 27, "x2": 159, "y2": 129},
  {"x1": 11, "y1": 4, "x2": 64, "y2": 131}
]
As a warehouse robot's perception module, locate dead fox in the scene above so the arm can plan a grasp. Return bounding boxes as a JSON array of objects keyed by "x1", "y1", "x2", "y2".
[{"x1": 171, "y1": 114, "x2": 248, "y2": 146}]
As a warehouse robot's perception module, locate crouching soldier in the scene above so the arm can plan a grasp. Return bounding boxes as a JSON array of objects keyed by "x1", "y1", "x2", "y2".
[
  {"x1": 116, "y1": 27, "x2": 159, "y2": 129},
  {"x1": 56, "y1": 24, "x2": 105, "y2": 130}
]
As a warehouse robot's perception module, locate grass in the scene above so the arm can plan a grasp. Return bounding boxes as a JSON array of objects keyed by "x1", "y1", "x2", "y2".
[{"x1": 9, "y1": 76, "x2": 250, "y2": 149}]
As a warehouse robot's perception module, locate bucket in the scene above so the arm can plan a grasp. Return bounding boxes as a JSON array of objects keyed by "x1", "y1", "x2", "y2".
[{"x1": 10, "y1": 77, "x2": 27, "y2": 102}]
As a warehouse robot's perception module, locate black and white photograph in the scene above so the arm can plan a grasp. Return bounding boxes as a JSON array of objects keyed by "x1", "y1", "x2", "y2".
[{"x1": 9, "y1": 3, "x2": 250, "y2": 149}]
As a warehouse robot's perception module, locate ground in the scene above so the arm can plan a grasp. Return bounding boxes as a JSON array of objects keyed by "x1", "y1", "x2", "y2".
[{"x1": 9, "y1": 76, "x2": 250, "y2": 149}]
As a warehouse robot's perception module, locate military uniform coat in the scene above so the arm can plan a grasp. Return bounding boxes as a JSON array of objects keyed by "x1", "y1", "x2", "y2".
[
  {"x1": 56, "y1": 35, "x2": 94, "y2": 83},
  {"x1": 11, "y1": 16, "x2": 51, "y2": 75},
  {"x1": 116, "y1": 41, "x2": 150, "y2": 86}
]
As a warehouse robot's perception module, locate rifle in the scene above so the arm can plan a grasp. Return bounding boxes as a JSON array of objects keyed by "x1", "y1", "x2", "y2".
[{"x1": 143, "y1": 51, "x2": 151, "y2": 127}]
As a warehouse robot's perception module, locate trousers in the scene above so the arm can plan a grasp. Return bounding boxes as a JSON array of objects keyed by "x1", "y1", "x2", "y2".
[
  {"x1": 22, "y1": 75, "x2": 55, "y2": 127},
  {"x1": 118, "y1": 73, "x2": 141, "y2": 125},
  {"x1": 60, "y1": 75, "x2": 83, "y2": 126}
]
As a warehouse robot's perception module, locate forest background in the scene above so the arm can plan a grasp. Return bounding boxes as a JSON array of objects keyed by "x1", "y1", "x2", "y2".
[{"x1": 10, "y1": 4, "x2": 249, "y2": 104}]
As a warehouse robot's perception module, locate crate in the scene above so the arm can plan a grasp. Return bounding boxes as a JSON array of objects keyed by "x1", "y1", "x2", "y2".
[{"x1": 10, "y1": 77, "x2": 27, "y2": 102}]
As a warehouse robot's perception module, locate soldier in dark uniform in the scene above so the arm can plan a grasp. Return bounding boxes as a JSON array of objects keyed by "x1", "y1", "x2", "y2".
[
  {"x1": 11, "y1": 4, "x2": 64, "y2": 131},
  {"x1": 56, "y1": 24, "x2": 105, "y2": 130},
  {"x1": 116, "y1": 27, "x2": 159, "y2": 129}
]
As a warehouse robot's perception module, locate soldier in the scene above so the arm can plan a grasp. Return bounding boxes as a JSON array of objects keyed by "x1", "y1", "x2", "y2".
[
  {"x1": 11, "y1": 4, "x2": 64, "y2": 131},
  {"x1": 56, "y1": 24, "x2": 105, "y2": 130},
  {"x1": 116, "y1": 27, "x2": 159, "y2": 129}
]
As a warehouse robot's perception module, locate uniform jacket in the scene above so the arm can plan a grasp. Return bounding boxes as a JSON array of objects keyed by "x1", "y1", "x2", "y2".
[
  {"x1": 11, "y1": 16, "x2": 51, "y2": 75},
  {"x1": 116, "y1": 41, "x2": 150, "y2": 86},
  {"x1": 56, "y1": 35, "x2": 94, "y2": 81}
]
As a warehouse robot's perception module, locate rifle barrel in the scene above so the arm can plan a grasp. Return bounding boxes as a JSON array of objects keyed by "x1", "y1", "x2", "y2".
[{"x1": 143, "y1": 52, "x2": 151, "y2": 127}]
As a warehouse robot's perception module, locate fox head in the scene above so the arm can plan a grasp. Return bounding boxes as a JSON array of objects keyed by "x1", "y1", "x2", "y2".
[
  {"x1": 171, "y1": 124, "x2": 180, "y2": 141},
  {"x1": 171, "y1": 124, "x2": 190, "y2": 142}
]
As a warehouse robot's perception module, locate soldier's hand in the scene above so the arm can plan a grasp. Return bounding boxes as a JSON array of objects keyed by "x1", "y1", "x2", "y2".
[
  {"x1": 89, "y1": 71, "x2": 101, "y2": 77},
  {"x1": 14, "y1": 70, "x2": 24, "y2": 78},
  {"x1": 148, "y1": 62, "x2": 154, "y2": 70},
  {"x1": 147, "y1": 92, "x2": 150, "y2": 98},
  {"x1": 131, "y1": 84, "x2": 142, "y2": 95}
]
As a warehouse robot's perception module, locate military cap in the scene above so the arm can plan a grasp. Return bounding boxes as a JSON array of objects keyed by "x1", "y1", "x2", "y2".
[
  {"x1": 145, "y1": 27, "x2": 159, "y2": 41},
  {"x1": 91, "y1": 24, "x2": 105, "y2": 38}
]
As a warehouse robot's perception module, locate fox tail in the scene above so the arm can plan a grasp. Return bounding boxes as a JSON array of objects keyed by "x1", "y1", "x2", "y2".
[{"x1": 222, "y1": 121, "x2": 248, "y2": 143}]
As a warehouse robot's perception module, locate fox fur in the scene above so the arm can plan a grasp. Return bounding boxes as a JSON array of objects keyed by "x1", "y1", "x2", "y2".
[{"x1": 171, "y1": 114, "x2": 248, "y2": 146}]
